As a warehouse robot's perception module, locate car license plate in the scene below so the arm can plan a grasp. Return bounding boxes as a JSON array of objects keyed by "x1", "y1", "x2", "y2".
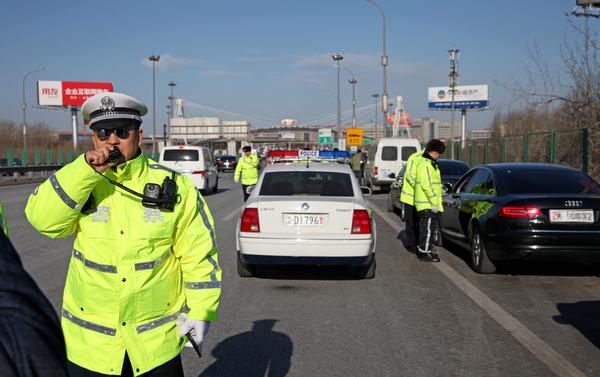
[
  {"x1": 284, "y1": 214, "x2": 326, "y2": 227},
  {"x1": 549, "y1": 209, "x2": 594, "y2": 223}
]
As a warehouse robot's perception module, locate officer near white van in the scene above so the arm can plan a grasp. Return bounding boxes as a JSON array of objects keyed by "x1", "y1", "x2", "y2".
[
  {"x1": 399, "y1": 146, "x2": 425, "y2": 254},
  {"x1": 414, "y1": 139, "x2": 446, "y2": 262},
  {"x1": 234, "y1": 146, "x2": 259, "y2": 201},
  {"x1": 25, "y1": 92, "x2": 221, "y2": 376}
]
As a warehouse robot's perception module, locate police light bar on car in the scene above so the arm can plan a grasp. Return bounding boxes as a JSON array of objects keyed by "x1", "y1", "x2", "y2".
[{"x1": 265, "y1": 150, "x2": 351, "y2": 163}]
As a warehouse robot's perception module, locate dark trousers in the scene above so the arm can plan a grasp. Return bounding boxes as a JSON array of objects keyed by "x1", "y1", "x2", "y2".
[
  {"x1": 353, "y1": 170, "x2": 363, "y2": 186},
  {"x1": 242, "y1": 184, "x2": 251, "y2": 202},
  {"x1": 404, "y1": 203, "x2": 419, "y2": 253},
  {"x1": 67, "y1": 354, "x2": 183, "y2": 377},
  {"x1": 417, "y1": 210, "x2": 440, "y2": 254}
]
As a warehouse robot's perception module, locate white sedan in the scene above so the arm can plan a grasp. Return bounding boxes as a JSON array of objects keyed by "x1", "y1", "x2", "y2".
[{"x1": 236, "y1": 158, "x2": 376, "y2": 279}]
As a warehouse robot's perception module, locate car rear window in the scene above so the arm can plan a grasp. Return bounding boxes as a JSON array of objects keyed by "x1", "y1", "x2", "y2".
[
  {"x1": 260, "y1": 171, "x2": 354, "y2": 196},
  {"x1": 500, "y1": 170, "x2": 600, "y2": 194},
  {"x1": 381, "y1": 146, "x2": 398, "y2": 161},
  {"x1": 219, "y1": 156, "x2": 236, "y2": 161},
  {"x1": 439, "y1": 161, "x2": 469, "y2": 176},
  {"x1": 163, "y1": 150, "x2": 199, "y2": 161},
  {"x1": 401, "y1": 146, "x2": 417, "y2": 161}
]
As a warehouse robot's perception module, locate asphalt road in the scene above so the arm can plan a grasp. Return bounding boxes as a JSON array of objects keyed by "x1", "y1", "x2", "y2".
[{"x1": 1, "y1": 174, "x2": 599, "y2": 377}]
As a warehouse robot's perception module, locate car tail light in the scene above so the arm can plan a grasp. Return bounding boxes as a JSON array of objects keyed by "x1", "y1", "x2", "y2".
[
  {"x1": 500, "y1": 206, "x2": 541, "y2": 219},
  {"x1": 351, "y1": 209, "x2": 372, "y2": 234},
  {"x1": 374, "y1": 166, "x2": 378, "y2": 177},
  {"x1": 192, "y1": 170, "x2": 206, "y2": 175},
  {"x1": 241, "y1": 208, "x2": 260, "y2": 232}
]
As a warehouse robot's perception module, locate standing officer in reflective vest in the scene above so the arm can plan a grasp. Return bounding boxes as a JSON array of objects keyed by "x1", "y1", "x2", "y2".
[
  {"x1": 234, "y1": 145, "x2": 259, "y2": 201},
  {"x1": 399, "y1": 147, "x2": 424, "y2": 254},
  {"x1": 25, "y1": 92, "x2": 221, "y2": 376},
  {"x1": 414, "y1": 139, "x2": 446, "y2": 262}
]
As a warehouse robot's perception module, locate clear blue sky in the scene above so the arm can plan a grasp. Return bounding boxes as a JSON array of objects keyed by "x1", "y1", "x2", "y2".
[{"x1": 0, "y1": 0, "x2": 591, "y2": 134}]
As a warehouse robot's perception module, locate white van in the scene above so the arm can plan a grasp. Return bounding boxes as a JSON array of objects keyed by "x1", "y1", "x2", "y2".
[
  {"x1": 159, "y1": 145, "x2": 219, "y2": 194},
  {"x1": 364, "y1": 138, "x2": 421, "y2": 192}
]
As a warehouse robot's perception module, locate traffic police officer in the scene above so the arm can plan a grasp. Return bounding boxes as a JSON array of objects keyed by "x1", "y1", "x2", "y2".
[
  {"x1": 25, "y1": 92, "x2": 221, "y2": 376},
  {"x1": 234, "y1": 145, "x2": 259, "y2": 201},
  {"x1": 414, "y1": 139, "x2": 446, "y2": 262},
  {"x1": 399, "y1": 147, "x2": 424, "y2": 254}
]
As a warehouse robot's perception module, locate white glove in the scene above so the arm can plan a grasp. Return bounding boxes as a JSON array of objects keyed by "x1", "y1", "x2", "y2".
[
  {"x1": 176, "y1": 313, "x2": 210, "y2": 351},
  {"x1": 431, "y1": 205, "x2": 439, "y2": 213}
]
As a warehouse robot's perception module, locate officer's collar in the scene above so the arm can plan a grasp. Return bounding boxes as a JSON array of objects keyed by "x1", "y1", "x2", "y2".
[{"x1": 106, "y1": 149, "x2": 145, "y2": 181}]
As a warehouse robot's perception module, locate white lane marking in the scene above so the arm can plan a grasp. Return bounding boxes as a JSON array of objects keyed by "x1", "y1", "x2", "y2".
[
  {"x1": 223, "y1": 207, "x2": 241, "y2": 222},
  {"x1": 368, "y1": 199, "x2": 588, "y2": 377}
]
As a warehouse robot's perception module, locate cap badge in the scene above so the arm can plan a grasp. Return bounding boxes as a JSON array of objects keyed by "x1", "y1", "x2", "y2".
[{"x1": 100, "y1": 96, "x2": 116, "y2": 112}]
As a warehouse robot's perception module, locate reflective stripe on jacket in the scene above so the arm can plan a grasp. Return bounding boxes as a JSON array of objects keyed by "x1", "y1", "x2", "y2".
[
  {"x1": 400, "y1": 149, "x2": 424, "y2": 206},
  {"x1": 414, "y1": 155, "x2": 443, "y2": 212},
  {"x1": 234, "y1": 154, "x2": 259, "y2": 185},
  {"x1": 25, "y1": 153, "x2": 221, "y2": 376}
]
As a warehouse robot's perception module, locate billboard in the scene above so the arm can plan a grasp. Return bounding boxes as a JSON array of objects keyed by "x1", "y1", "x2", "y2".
[
  {"x1": 428, "y1": 85, "x2": 489, "y2": 110},
  {"x1": 37, "y1": 81, "x2": 113, "y2": 107}
]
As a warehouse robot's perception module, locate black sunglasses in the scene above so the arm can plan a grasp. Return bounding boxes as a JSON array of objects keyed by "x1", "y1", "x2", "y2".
[{"x1": 94, "y1": 126, "x2": 137, "y2": 141}]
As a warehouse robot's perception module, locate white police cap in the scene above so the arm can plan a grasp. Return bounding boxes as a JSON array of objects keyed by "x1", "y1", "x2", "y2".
[{"x1": 82, "y1": 92, "x2": 148, "y2": 129}]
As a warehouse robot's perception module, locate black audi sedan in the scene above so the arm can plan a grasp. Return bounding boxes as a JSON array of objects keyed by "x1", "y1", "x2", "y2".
[{"x1": 441, "y1": 163, "x2": 600, "y2": 274}]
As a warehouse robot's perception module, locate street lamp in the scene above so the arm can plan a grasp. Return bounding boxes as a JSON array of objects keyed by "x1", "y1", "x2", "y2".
[
  {"x1": 168, "y1": 81, "x2": 176, "y2": 145},
  {"x1": 448, "y1": 48, "x2": 459, "y2": 156},
  {"x1": 343, "y1": 67, "x2": 357, "y2": 129},
  {"x1": 332, "y1": 53, "x2": 344, "y2": 148},
  {"x1": 22, "y1": 67, "x2": 45, "y2": 152},
  {"x1": 148, "y1": 54, "x2": 160, "y2": 156},
  {"x1": 372, "y1": 93, "x2": 379, "y2": 134},
  {"x1": 364, "y1": 0, "x2": 388, "y2": 137}
]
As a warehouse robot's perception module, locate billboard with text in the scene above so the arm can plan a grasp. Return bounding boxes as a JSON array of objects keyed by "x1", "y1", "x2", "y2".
[
  {"x1": 37, "y1": 81, "x2": 113, "y2": 107},
  {"x1": 428, "y1": 85, "x2": 489, "y2": 110}
]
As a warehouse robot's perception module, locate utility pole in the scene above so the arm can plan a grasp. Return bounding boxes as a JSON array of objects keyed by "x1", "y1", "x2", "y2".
[
  {"x1": 449, "y1": 48, "x2": 459, "y2": 158},
  {"x1": 168, "y1": 81, "x2": 176, "y2": 146},
  {"x1": 332, "y1": 53, "x2": 344, "y2": 149},
  {"x1": 372, "y1": 93, "x2": 379, "y2": 138},
  {"x1": 148, "y1": 54, "x2": 160, "y2": 157}
]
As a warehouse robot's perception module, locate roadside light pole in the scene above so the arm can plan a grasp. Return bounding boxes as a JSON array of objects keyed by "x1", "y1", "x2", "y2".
[
  {"x1": 21, "y1": 67, "x2": 45, "y2": 152},
  {"x1": 168, "y1": 81, "x2": 176, "y2": 146},
  {"x1": 449, "y1": 48, "x2": 459, "y2": 157},
  {"x1": 344, "y1": 67, "x2": 357, "y2": 129},
  {"x1": 365, "y1": 0, "x2": 389, "y2": 137},
  {"x1": 332, "y1": 53, "x2": 344, "y2": 148},
  {"x1": 148, "y1": 54, "x2": 160, "y2": 157},
  {"x1": 372, "y1": 93, "x2": 379, "y2": 136}
]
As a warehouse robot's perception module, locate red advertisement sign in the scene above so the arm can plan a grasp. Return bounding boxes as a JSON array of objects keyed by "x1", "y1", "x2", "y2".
[{"x1": 61, "y1": 81, "x2": 113, "y2": 106}]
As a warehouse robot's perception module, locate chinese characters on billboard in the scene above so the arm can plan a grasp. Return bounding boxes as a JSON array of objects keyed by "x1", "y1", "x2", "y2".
[{"x1": 37, "y1": 81, "x2": 113, "y2": 107}]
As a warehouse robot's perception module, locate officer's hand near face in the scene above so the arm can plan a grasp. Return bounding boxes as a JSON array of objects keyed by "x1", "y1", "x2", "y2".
[{"x1": 85, "y1": 145, "x2": 120, "y2": 174}]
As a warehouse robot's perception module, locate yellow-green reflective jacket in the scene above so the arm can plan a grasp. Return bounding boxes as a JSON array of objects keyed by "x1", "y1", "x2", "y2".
[
  {"x1": 234, "y1": 154, "x2": 259, "y2": 185},
  {"x1": 25, "y1": 153, "x2": 221, "y2": 376},
  {"x1": 414, "y1": 155, "x2": 444, "y2": 212},
  {"x1": 0, "y1": 201, "x2": 7, "y2": 236},
  {"x1": 400, "y1": 149, "x2": 425, "y2": 206}
]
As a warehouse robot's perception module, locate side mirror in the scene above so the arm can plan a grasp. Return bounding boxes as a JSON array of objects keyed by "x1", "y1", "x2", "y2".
[
  {"x1": 360, "y1": 186, "x2": 372, "y2": 196},
  {"x1": 245, "y1": 185, "x2": 256, "y2": 194}
]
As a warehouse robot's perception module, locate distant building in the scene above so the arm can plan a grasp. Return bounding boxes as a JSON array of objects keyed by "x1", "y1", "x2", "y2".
[
  {"x1": 469, "y1": 129, "x2": 493, "y2": 140},
  {"x1": 170, "y1": 117, "x2": 250, "y2": 142}
]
